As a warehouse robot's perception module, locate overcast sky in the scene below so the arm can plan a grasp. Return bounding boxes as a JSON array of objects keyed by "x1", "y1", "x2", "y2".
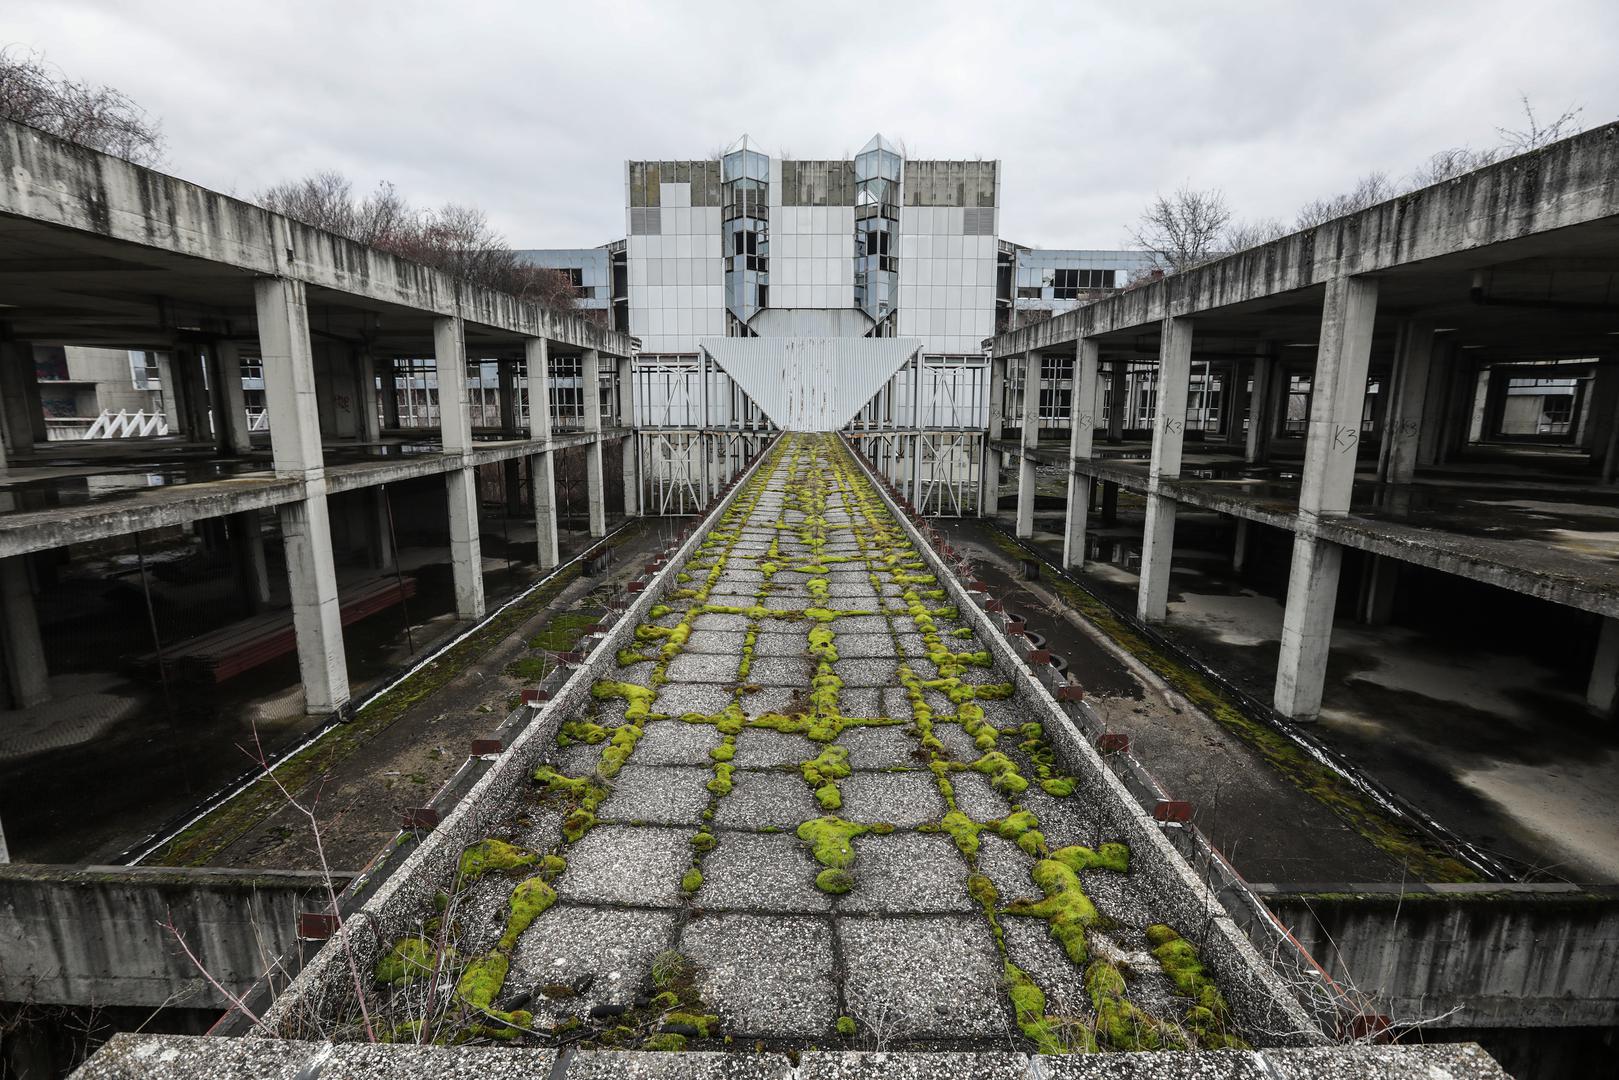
[{"x1": 6, "y1": 1, "x2": 1618, "y2": 250}]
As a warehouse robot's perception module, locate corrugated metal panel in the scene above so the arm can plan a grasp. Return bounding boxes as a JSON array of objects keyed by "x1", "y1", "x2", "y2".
[{"x1": 701, "y1": 337, "x2": 921, "y2": 432}]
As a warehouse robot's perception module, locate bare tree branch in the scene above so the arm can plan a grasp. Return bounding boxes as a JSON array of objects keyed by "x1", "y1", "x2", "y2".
[
  {"x1": 1127, "y1": 184, "x2": 1232, "y2": 274},
  {"x1": 0, "y1": 45, "x2": 164, "y2": 164}
]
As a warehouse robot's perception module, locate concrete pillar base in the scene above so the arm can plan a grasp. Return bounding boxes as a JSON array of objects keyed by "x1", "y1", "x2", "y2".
[
  {"x1": 1136, "y1": 493, "x2": 1177, "y2": 623},
  {"x1": 0, "y1": 555, "x2": 49, "y2": 709},
  {"x1": 278, "y1": 490, "x2": 349, "y2": 716},
  {"x1": 1275, "y1": 531, "x2": 1344, "y2": 721},
  {"x1": 446, "y1": 466, "x2": 486, "y2": 620},
  {"x1": 1014, "y1": 453, "x2": 1036, "y2": 538},
  {"x1": 1589, "y1": 616, "x2": 1619, "y2": 715}
]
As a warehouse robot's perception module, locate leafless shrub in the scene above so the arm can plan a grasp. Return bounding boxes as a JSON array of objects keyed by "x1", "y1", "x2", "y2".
[
  {"x1": 1294, "y1": 172, "x2": 1396, "y2": 229},
  {"x1": 0, "y1": 45, "x2": 164, "y2": 164},
  {"x1": 1497, "y1": 93, "x2": 1584, "y2": 153},
  {"x1": 855, "y1": 998, "x2": 914, "y2": 1051}
]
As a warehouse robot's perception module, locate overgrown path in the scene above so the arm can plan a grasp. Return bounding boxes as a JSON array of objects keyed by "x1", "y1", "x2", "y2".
[{"x1": 356, "y1": 435, "x2": 1259, "y2": 1054}]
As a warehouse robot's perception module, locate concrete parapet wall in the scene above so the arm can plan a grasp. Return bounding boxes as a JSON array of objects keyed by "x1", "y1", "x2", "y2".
[
  {"x1": 0, "y1": 864, "x2": 344, "y2": 1008},
  {"x1": 70, "y1": 1032, "x2": 1514, "y2": 1079},
  {"x1": 1257, "y1": 884, "x2": 1619, "y2": 1029}
]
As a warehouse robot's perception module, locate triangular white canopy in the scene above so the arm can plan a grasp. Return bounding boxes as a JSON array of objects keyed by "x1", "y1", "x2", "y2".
[{"x1": 700, "y1": 337, "x2": 922, "y2": 432}]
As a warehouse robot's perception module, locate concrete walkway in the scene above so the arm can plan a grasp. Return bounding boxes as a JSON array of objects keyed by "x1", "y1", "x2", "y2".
[{"x1": 360, "y1": 435, "x2": 1267, "y2": 1054}]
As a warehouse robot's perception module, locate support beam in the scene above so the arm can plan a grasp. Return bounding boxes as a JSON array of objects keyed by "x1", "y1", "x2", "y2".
[
  {"x1": 433, "y1": 317, "x2": 472, "y2": 453},
  {"x1": 255, "y1": 276, "x2": 348, "y2": 715},
  {"x1": 0, "y1": 340, "x2": 40, "y2": 462},
  {"x1": 980, "y1": 354, "x2": 1007, "y2": 517},
  {"x1": 1245, "y1": 346, "x2": 1274, "y2": 464},
  {"x1": 355, "y1": 345, "x2": 383, "y2": 445},
  {"x1": 208, "y1": 340, "x2": 252, "y2": 455},
  {"x1": 1589, "y1": 616, "x2": 1619, "y2": 715},
  {"x1": 620, "y1": 358, "x2": 639, "y2": 517},
  {"x1": 1063, "y1": 339, "x2": 1100, "y2": 568},
  {"x1": 1275, "y1": 274, "x2": 1379, "y2": 720},
  {"x1": 583, "y1": 349, "x2": 606, "y2": 538},
  {"x1": 228, "y1": 510, "x2": 272, "y2": 612},
  {"x1": 0, "y1": 555, "x2": 48, "y2": 709},
  {"x1": 1138, "y1": 317, "x2": 1193, "y2": 623},
  {"x1": 1015, "y1": 351, "x2": 1040, "y2": 538},
  {"x1": 1380, "y1": 321, "x2": 1434, "y2": 485},
  {"x1": 446, "y1": 465, "x2": 485, "y2": 620},
  {"x1": 526, "y1": 338, "x2": 559, "y2": 569}
]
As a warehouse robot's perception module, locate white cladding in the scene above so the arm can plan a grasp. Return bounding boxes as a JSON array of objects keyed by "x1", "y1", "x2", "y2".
[
  {"x1": 701, "y1": 337, "x2": 922, "y2": 432},
  {"x1": 896, "y1": 207, "x2": 998, "y2": 355},
  {"x1": 627, "y1": 181, "x2": 725, "y2": 354}
]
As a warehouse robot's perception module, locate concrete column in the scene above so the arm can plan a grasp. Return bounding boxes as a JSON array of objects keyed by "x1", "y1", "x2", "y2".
[
  {"x1": 1359, "y1": 554, "x2": 1398, "y2": 625},
  {"x1": 525, "y1": 338, "x2": 559, "y2": 569},
  {"x1": 583, "y1": 349, "x2": 606, "y2": 538},
  {"x1": 1107, "y1": 359, "x2": 1127, "y2": 442},
  {"x1": 980, "y1": 354, "x2": 1007, "y2": 517},
  {"x1": 1138, "y1": 318, "x2": 1193, "y2": 623},
  {"x1": 1015, "y1": 352, "x2": 1040, "y2": 538},
  {"x1": 620, "y1": 357, "x2": 640, "y2": 517},
  {"x1": 0, "y1": 555, "x2": 48, "y2": 708},
  {"x1": 1275, "y1": 274, "x2": 1379, "y2": 720},
  {"x1": 910, "y1": 354, "x2": 925, "y2": 503},
  {"x1": 433, "y1": 317, "x2": 472, "y2": 453},
  {"x1": 497, "y1": 360, "x2": 517, "y2": 436},
  {"x1": 1245, "y1": 347, "x2": 1274, "y2": 464},
  {"x1": 1232, "y1": 517, "x2": 1250, "y2": 574},
  {"x1": 433, "y1": 317, "x2": 484, "y2": 617},
  {"x1": 1063, "y1": 339, "x2": 1100, "y2": 568},
  {"x1": 1417, "y1": 338, "x2": 1456, "y2": 468},
  {"x1": 380, "y1": 357, "x2": 401, "y2": 430},
  {"x1": 1380, "y1": 321, "x2": 1434, "y2": 485},
  {"x1": 208, "y1": 340, "x2": 252, "y2": 455},
  {"x1": 446, "y1": 465, "x2": 485, "y2": 620},
  {"x1": 355, "y1": 346, "x2": 383, "y2": 444},
  {"x1": 0, "y1": 340, "x2": 40, "y2": 461},
  {"x1": 255, "y1": 276, "x2": 349, "y2": 715},
  {"x1": 700, "y1": 351, "x2": 713, "y2": 505},
  {"x1": 1588, "y1": 617, "x2": 1619, "y2": 714},
  {"x1": 172, "y1": 345, "x2": 211, "y2": 441},
  {"x1": 228, "y1": 510, "x2": 272, "y2": 611}
]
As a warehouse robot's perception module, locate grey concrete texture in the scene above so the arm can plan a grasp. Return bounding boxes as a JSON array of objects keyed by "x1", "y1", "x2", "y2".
[{"x1": 71, "y1": 1035, "x2": 1513, "y2": 1079}]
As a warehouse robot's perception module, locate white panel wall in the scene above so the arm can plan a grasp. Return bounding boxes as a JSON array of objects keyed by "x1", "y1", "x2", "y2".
[
  {"x1": 771, "y1": 204, "x2": 856, "y2": 311},
  {"x1": 897, "y1": 206, "x2": 997, "y2": 355},
  {"x1": 628, "y1": 181, "x2": 725, "y2": 354}
]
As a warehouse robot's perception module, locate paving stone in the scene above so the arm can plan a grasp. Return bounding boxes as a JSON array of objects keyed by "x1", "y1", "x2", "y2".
[
  {"x1": 833, "y1": 657, "x2": 901, "y2": 687},
  {"x1": 599, "y1": 765, "x2": 712, "y2": 825},
  {"x1": 840, "y1": 725, "x2": 922, "y2": 769},
  {"x1": 838, "y1": 686, "x2": 884, "y2": 718},
  {"x1": 682, "y1": 914, "x2": 839, "y2": 1039},
  {"x1": 685, "y1": 630, "x2": 749, "y2": 655},
  {"x1": 632, "y1": 720, "x2": 725, "y2": 765},
  {"x1": 508, "y1": 904, "x2": 677, "y2": 1013},
  {"x1": 753, "y1": 632, "x2": 811, "y2": 658},
  {"x1": 839, "y1": 771, "x2": 947, "y2": 827},
  {"x1": 695, "y1": 831, "x2": 832, "y2": 912},
  {"x1": 567, "y1": 1050, "x2": 796, "y2": 1079},
  {"x1": 950, "y1": 771, "x2": 1013, "y2": 822},
  {"x1": 655, "y1": 683, "x2": 735, "y2": 716},
  {"x1": 554, "y1": 825, "x2": 689, "y2": 907},
  {"x1": 976, "y1": 833, "x2": 1037, "y2": 905},
  {"x1": 742, "y1": 687, "x2": 800, "y2": 714},
  {"x1": 666, "y1": 652, "x2": 744, "y2": 684},
  {"x1": 714, "y1": 769, "x2": 823, "y2": 830},
  {"x1": 692, "y1": 612, "x2": 751, "y2": 633},
  {"x1": 840, "y1": 832, "x2": 976, "y2": 914},
  {"x1": 1000, "y1": 917, "x2": 1089, "y2": 1017},
  {"x1": 836, "y1": 915, "x2": 1008, "y2": 1038},
  {"x1": 747, "y1": 655, "x2": 813, "y2": 686},
  {"x1": 933, "y1": 721, "x2": 992, "y2": 764},
  {"x1": 731, "y1": 728, "x2": 817, "y2": 768},
  {"x1": 796, "y1": 1051, "x2": 1031, "y2": 1080}
]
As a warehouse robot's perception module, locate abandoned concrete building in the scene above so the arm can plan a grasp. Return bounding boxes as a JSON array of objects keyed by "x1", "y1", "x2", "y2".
[{"x1": 0, "y1": 120, "x2": 1615, "y2": 1080}]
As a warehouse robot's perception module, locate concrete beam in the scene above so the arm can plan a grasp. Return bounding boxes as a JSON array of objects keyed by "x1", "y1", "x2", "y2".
[
  {"x1": 1063, "y1": 338, "x2": 1100, "y2": 569},
  {"x1": 0, "y1": 120, "x2": 635, "y2": 356},
  {"x1": 988, "y1": 122, "x2": 1619, "y2": 357},
  {"x1": 1138, "y1": 316, "x2": 1193, "y2": 623}
]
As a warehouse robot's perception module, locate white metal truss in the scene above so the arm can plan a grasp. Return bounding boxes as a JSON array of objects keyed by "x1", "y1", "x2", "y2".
[
  {"x1": 843, "y1": 354, "x2": 988, "y2": 516},
  {"x1": 630, "y1": 354, "x2": 776, "y2": 516}
]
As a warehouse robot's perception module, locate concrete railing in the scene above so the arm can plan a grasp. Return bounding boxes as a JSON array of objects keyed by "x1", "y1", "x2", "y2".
[{"x1": 0, "y1": 864, "x2": 347, "y2": 1009}]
